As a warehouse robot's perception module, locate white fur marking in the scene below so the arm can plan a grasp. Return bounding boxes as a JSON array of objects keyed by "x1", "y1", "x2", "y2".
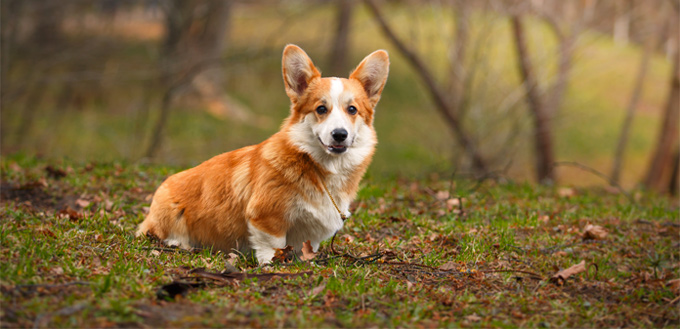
[
  {"x1": 316, "y1": 79, "x2": 352, "y2": 149},
  {"x1": 330, "y1": 78, "x2": 343, "y2": 102},
  {"x1": 247, "y1": 222, "x2": 286, "y2": 264}
]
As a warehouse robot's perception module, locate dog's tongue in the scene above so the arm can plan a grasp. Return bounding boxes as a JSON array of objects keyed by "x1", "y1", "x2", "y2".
[{"x1": 329, "y1": 144, "x2": 347, "y2": 153}]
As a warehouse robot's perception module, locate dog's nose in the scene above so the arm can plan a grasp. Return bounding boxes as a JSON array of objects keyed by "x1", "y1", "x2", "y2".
[{"x1": 331, "y1": 128, "x2": 348, "y2": 142}]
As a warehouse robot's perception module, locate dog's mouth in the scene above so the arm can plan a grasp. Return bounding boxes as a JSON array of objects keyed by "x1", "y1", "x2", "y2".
[{"x1": 318, "y1": 137, "x2": 347, "y2": 154}]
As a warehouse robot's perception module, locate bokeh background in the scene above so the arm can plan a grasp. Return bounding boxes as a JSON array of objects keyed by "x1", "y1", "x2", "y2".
[{"x1": 1, "y1": 0, "x2": 678, "y2": 192}]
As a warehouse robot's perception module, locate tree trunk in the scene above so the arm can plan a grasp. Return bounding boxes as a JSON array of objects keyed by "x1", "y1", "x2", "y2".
[
  {"x1": 145, "y1": 0, "x2": 232, "y2": 159},
  {"x1": 328, "y1": 0, "x2": 354, "y2": 77},
  {"x1": 643, "y1": 46, "x2": 679, "y2": 193},
  {"x1": 613, "y1": 0, "x2": 632, "y2": 46},
  {"x1": 364, "y1": 0, "x2": 488, "y2": 174},
  {"x1": 448, "y1": 2, "x2": 469, "y2": 113},
  {"x1": 611, "y1": 38, "x2": 654, "y2": 184},
  {"x1": 669, "y1": 148, "x2": 679, "y2": 195},
  {"x1": 510, "y1": 16, "x2": 555, "y2": 184}
]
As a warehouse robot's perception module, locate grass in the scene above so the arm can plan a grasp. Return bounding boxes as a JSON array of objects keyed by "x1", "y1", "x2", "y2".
[
  {"x1": 2, "y1": 155, "x2": 678, "y2": 327},
  {"x1": 1, "y1": 2, "x2": 673, "y2": 187}
]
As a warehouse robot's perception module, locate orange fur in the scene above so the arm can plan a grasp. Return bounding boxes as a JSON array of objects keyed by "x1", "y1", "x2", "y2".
[{"x1": 137, "y1": 45, "x2": 389, "y2": 263}]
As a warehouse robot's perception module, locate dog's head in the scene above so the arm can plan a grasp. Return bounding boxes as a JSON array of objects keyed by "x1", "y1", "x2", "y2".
[{"x1": 282, "y1": 45, "x2": 389, "y2": 171}]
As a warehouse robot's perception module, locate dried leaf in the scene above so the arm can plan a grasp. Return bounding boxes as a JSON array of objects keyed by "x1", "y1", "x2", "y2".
[
  {"x1": 75, "y1": 198, "x2": 90, "y2": 209},
  {"x1": 341, "y1": 234, "x2": 354, "y2": 243},
  {"x1": 551, "y1": 260, "x2": 586, "y2": 285},
  {"x1": 435, "y1": 190, "x2": 450, "y2": 201},
  {"x1": 37, "y1": 226, "x2": 56, "y2": 238},
  {"x1": 300, "y1": 240, "x2": 317, "y2": 261},
  {"x1": 583, "y1": 224, "x2": 608, "y2": 240},
  {"x1": 9, "y1": 162, "x2": 22, "y2": 172},
  {"x1": 558, "y1": 187, "x2": 575, "y2": 197},
  {"x1": 57, "y1": 206, "x2": 83, "y2": 221},
  {"x1": 104, "y1": 200, "x2": 114, "y2": 211},
  {"x1": 667, "y1": 279, "x2": 680, "y2": 295},
  {"x1": 446, "y1": 198, "x2": 460, "y2": 207},
  {"x1": 50, "y1": 266, "x2": 64, "y2": 275},
  {"x1": 272, "y1": 245, "x2": 294, "y2": 263},
  {"x1": 311, "y1": 283, "x2": 326, "y2": 296},
  {"x1": 45, "y1": 165, "x2": 67, "y2": 179},
  {"x1": 226, "y1": 253, "x2": 239, "y2": 266},
  {"x1": 439, "y1": 261, "x2": 459, "y2": 271},
  {"x1": 465, "y1": 314, "x2": 481, "y2": 322}
]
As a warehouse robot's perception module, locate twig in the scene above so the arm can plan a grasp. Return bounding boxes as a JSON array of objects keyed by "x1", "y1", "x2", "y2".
[
  {"x1": 363, "y1": 0, "x2": 488, "y2": 172},
  {"x1": 553, "y1": 161, "x2": 634, "y2": 203},
  {"x1": 539, "y1": 239, "x2": 609, "y2": 254},
  {"x1": 669, "y1": 295, "x2": 680, "y2": 305},
  {"x1": 379, "y1": 261, "x2": 438, "y2": 271},
  {"x1": 480, "y1": 269, "x2": 544, "y2": 280},
  {"x1": 16, "y1": 281, "x2": 90, "y2": 290},
  {"x1": 141, "y1": 246, "x2": 202, "y2": 254}
]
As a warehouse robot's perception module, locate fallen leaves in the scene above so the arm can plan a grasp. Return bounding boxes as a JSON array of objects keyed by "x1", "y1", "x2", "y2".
[
  {"x1": 551, "y1": 260, "x2": 586, "y2": 286},
  {"x1": 300, "y1": 240, "x2": 317, "y2": 261},
  {"x1": 666, "y1": 279, "x2": 680, "y2": 295},
  {"x1": 558, "y1": 187, "x2": 576, "y2": 198},
  {"x1": 465, "y1": 314, "x2": 482, "y2": 322},
  {"x1": 310, "y1": 283, "x2": 326, "y2": 296},
  {"x1": 439, "y1": 261, "x2": 459, "y2": 271},
  {"x1": 583, "y1": 224, "x2": 608, "y2": 240},
  {"x1": 272, "y1": 246, "x2": 294, "y2": 263},
  {"x1": 57, "y1": 206, "x2": 83, "y2": 221},
  {"x1": 45, "y1": 165, "x2": 68, "y2": 179},
  {"x1": 75, "y1": 198, "x2": 91, "y2": 209}
]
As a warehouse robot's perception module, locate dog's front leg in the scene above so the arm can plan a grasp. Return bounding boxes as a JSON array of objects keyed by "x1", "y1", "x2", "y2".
[{"x1": 247, "y1": 221, "x2": 286, "y2": 265}]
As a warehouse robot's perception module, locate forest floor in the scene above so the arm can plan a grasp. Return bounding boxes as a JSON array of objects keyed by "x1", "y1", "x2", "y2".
[{"x1": 1, "y1": 156, "x2": 679, "y2": 328}]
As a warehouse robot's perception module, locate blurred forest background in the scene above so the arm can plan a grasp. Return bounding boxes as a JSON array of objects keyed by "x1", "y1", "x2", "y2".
[{"x1": 1, "y1": 0, "x2": 678, "y2": 193}]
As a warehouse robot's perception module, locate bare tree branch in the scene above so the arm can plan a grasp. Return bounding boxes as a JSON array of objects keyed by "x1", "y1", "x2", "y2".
[
  {"x1": 611, "y1": 13, "x2": 665, "y2": 184},
  {"x1": 364, "y1": 0, "x2": 488, "y2": 173},
  {"x1": 328, "y1": 0, "x2": 354, "y2": 77},
  {"x1": 643, "y1": 34, "x2": 680, "y2": 193},
  {"x1": 510, "y1": 15, "x2": 555, "y2": 184}
]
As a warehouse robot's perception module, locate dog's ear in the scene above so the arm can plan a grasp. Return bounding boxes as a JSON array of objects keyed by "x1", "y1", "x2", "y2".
[
  {"x1": 349, "y1": 50, "x2": 390, "y2": 108},
  {"x1": 282, "y1": 45, "x2": 321, "y2": 102}
]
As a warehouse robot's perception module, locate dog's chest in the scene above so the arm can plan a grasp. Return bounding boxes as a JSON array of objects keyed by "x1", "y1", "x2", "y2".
[{"x1": 285, "y1": 182, "x2": 349, "y2": 251}]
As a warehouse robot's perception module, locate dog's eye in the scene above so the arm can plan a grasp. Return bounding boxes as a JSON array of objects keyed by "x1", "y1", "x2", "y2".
[
  {"x1": 348, "y1": 106, "x2": 357, "y2": 115},
  {"x1": 316, "y1": 106, "x2": 327, "y2": 115}
]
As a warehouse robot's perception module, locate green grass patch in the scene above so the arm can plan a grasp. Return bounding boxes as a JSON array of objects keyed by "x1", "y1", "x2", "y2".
[{"x1": 1, "y1": 156, "x2": 678, "y2": 327}]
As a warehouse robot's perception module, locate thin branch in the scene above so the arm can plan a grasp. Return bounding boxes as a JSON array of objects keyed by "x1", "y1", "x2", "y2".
[
  {"x1": 363, "y1": 0, "x2": 488, "y2": 173},
  {"x1": 554, "y1": 161, "x2": 634, "y2": 203},
  {"x1": 511, "y1": 15, "x2": 555, "y2": 183}
]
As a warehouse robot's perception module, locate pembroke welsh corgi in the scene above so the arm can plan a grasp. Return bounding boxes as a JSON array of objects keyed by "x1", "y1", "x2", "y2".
[{"x1": 137, "y1": 44, "x2": 389, "y2": 264}]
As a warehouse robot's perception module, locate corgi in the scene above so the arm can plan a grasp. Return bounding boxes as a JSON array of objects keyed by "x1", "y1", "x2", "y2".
[{"x1": 137, "y1": 45, "x2": 389, "y2": 264}]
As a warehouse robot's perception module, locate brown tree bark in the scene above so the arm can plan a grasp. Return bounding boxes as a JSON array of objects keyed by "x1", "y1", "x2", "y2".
[
  {"x1": 328, "y1": 0, "x2": 354, "y2": 77},
  {"x1": 613, "y1": 0, "x2": 633, "y2": 46},
  {"x1": 447, "y1": 2, "x2": 469, "y2": 114},
  {"x1": 643, "y1": 45, "x2": 679, "y2": 193},
  {"x1": 611, "y1": 38, "x2": 654, "y2": 184},
  {"x1": 145, "y1": 0, "x2": 232, "y2": 159},
  {"x1": 510, "y1": 16, "x2": 555, "y2": 184},
  {"x1": 364, "y1": 0, "x2": 488, "y2": 174}
]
